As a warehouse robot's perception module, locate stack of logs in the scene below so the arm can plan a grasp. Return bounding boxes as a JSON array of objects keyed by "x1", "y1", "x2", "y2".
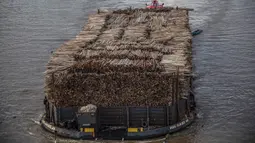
[{"x1": 45, "y1": 7, "x2": 192, "y2": 107}]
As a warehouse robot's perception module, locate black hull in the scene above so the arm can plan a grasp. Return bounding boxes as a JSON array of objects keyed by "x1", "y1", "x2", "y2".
[{"x1": 40, "y1": 113, "x2": 195, "y2": 140}]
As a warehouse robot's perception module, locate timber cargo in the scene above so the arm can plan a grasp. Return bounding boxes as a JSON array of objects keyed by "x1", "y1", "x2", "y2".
[{"x1": 42, "y1": 7, "x2": 196, "y2": 140}]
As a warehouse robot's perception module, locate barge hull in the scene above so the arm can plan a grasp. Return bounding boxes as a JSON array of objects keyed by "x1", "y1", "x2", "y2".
[{"x1": 41, "y1": 113, "x2": 195, "y2": 140}]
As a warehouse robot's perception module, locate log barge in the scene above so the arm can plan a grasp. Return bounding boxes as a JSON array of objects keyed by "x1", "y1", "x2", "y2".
[{"x1": 42, "y1": 7, "x2": 196, "y2": 140}]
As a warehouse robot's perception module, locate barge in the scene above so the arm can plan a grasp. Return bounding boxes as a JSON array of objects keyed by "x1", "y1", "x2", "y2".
[{"x1": 42, "y1": 7, "x2": 196, "y2": 140}]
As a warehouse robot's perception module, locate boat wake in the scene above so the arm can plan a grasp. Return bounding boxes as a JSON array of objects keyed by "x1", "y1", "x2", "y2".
[
  {"x1": 31, "y1": 119, "x2": 41, "y2": 125},
  {"x1": 30, "y1": 114, "x2": 43, "y2": 126}
]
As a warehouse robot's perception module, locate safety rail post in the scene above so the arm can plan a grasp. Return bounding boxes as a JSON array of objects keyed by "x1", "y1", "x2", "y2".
[
  {"x1": 51, "y1": 72, "x2": 58, "y2": 143},
  {"x1": 147, "y1": 106, "x2": 150, "y2": 129},
  {"x1": 172, "y1": 73, "x2": 176, "y2": 105},
  {"x1": 126, "y1": 107, "x2": 130, "y2": 128},
  {"x1": 166, "y1": 106, "x2": 169, "y2": 126},
  {"x1": 176, "y1": 66, "x2": 180, "y2": 122}
]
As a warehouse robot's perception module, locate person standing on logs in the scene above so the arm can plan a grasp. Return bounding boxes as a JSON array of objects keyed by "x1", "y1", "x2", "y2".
[{"x1": 152, "y1": 0, "x2": 159, "y2": 7}]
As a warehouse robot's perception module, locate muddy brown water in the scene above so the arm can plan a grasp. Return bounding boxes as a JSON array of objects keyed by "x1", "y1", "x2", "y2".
[{"x1": 1, "y1": 0, "x2": 255, "y2": 143}]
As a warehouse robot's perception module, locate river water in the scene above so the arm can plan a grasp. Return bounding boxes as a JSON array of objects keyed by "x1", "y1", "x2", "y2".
[{"x1": 0, "y1": 0, "x2": 255, "y2": 143}]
